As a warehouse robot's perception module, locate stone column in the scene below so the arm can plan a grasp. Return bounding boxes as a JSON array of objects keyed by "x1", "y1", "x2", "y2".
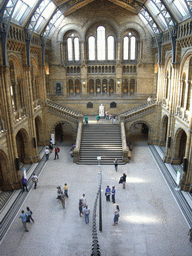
[
  {"x1": 164, "y1": 63, "x2": 178, "y2": 163},
  {"x1": 23, "y1": 66, "x2": 40, "y2": 163},
  {"x1": 0, "y1": 66, "x2": 21, "y2": 190},
  {"x1": 156, "y1": 64, "x2": 164, "y2": 102}
]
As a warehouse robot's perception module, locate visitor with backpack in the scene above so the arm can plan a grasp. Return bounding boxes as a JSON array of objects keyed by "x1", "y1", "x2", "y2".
[
  {"x1": 54, "y1": 146, "x2": 60, "y2": 160},
  {"x1": 21, "y1": 176, "x2": 28, "y2": 192}
]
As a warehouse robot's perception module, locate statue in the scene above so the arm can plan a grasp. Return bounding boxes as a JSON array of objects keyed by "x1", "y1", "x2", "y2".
[{"x1": 99, "y1": 104, "x2": 104, "y2": 117}]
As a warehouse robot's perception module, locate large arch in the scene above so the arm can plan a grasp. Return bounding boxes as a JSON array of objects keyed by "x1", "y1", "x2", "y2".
[
  {"x1": 15, "y1": 128, "x2": 30, "y2": 164},
  {"x1": 51, "y1": 121, "x2": 76, "y2": 145},
  {"x1": 126, "y1": 120, "x2": 151, "y2": 146},
  {"x1": 173, "y1": 128, "x2": 187, "y2": 164}
]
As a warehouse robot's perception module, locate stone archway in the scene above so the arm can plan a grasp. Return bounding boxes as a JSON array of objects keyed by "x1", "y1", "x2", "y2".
[
  {"x1": 53, "y1": 121, "x2": 76, "y2": 145},
  {"x1": 160, "y1": 115, "x2": 168, "y2": 146},
  {"x1": 16, "y1": 129, "x2": 29, "y2": 164},
  {"x1": 127, "y1": 120, "x2": 150, "y2": 146},
  {"x1": 173, "y1": 128, "x2": 187, "y2": 164}
]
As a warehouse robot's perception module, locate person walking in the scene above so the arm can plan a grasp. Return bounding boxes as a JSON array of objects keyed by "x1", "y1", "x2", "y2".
[
  {"x1": 81, "y1": 194, "x2": 86, "y2": 207},
  {"x1": 32, "y1": 173, "x2": 38, "y2": 189},
  {"x1": 83, "y1": 205, "x2": 90, "y2": 224},
  {"x1": 79, "y1": 199, "x2": 83, "y2": 217},
  {"x1": 113, "y1": 205, "x2": 120, "y2": 226},
  {"x1": 21, "y1": 176, "x2": 28, "y2": 192},
  {"x1": 105, "y1": 186, "x2": 111, "y2": 202},
  {"x1": 112, "y1": 186, "x2": 116, "y2": 204},
  {"x1": 122, "y1": 173, "x2": 127, "y2": 189},
  {"x1": 114, "y1": 158, "x2": 118, "y2": 172},
  {"x1": 49, "y1": 142, "x2": 53, "y2": 153},
  {"x1": 26, "y1": 207, "x2": 34, "y2": 222},
  {"x1": 45, "y1": 147, "x2": 49, "y2": 161},
  {"x1": 19, "y1": 210, "x2": 28, "y2": 232},
  {"x1": 64, "y1": 183, "x2": 68, "y2": 198},
  {"x1": 147, "y1": 96, "x2": 152, "y2": 104},
  {"x1": 96, "y1": 114, "x2": 100, "y2": 124},
  {"x1": 84, "y1": 115, "x2": 88, "y2": 126},
  {"x1": 54, "y1": 146, "x2": 59, "y2": 160}
]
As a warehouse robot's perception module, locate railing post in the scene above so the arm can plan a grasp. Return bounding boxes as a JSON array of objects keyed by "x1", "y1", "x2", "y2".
[
  {"x1": 120, "y1": 115, "x2": 129, "y2": 163},
  {"x1": 73, "y1": 115, "x2": 83, "y2": 163}
]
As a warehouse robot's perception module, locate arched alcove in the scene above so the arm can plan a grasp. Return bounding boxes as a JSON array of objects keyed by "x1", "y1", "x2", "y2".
[{"x1": 16, "y1": 129, "x2": 29, "y2": 164}]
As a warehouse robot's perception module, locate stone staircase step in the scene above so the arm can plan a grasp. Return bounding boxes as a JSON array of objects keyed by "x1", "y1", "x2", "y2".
[{"x1": 76, "y1": 123, "x2": 126, "y2": 165}]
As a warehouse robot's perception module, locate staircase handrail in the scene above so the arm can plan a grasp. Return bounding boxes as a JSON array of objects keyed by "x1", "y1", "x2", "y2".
[
  {"x1": 47, "y1": 99, "x2": 82, "y2": 117},
  {"x1": 74, "y1": 115, "x2": 83, "y2": 163},
  {"x1": 119, "y1": 100, "x2": 157, "y2": 117},
  {"x1": 120, "y1": 116, "x2": 129, "y2": 163},
  {"x1": 47, "y1": 100, "x2": 81, "y2": 121}
]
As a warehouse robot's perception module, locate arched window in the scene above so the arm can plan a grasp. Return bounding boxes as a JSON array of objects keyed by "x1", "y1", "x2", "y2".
[
  {"x1": 89, "y1": 36, "x2": 95, "y2": 60},
  {"x1": 108, "y1": 36, "x2": 114, "y2": 60},
  {"x1": 123, "y1": 36, "x2": 129, "y2": 60},
  {"x1": 123, "y1": 32, "x2": 137, "y2": 60},
  {"x1": 67, "y1": 38, "x2": 73, "y2": 61},
  {"x1": 74, "y1": 38, "x2": 79, "y2": 61},
  {"x1": 97, "y1": 26, "x2": 105, "y2": 60},
  {"x1": 66, "y1": 33, "x2": 80, "y2": 61},
  {"x1": 130, "y1": 36, "x2": 136, "y2": 60}
]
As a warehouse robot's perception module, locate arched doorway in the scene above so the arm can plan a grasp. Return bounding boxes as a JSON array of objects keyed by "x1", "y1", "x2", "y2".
[
  {"x1": 16, "y1": 129, "x2": 29, "y2": 164},
  {"x1": 179, "y1": 131, "x2": 187, "y2": 162},
  {"x1": 174, "y1": 129, "x2": 187, "y2": 164},
  {"x1": 55, "y1": 122, "x2": 75, "y2": 145},
  {"x1": 127, "y1": 121, "x2": 149, "y2": 146}
]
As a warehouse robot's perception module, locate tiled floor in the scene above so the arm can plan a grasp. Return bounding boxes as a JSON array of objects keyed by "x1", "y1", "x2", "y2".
[{"x1": 0, "y1": 145, "x2": 192, "y2": 256}]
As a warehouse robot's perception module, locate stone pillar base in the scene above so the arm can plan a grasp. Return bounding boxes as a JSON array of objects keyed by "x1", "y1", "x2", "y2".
[
  {"x1": 171, "y1": 158, "x2": 181, "y2": 165},
  {"x1": 163, "y1": 156, "x2": 172, "y2": 163},
  {"x1": 159, "y1": 141, "x2": 166, "y2": 146},
  {"x1": 32, "y1": 156, "x2": 40, "y2": 162},
  {"x1": 2, "y1": 182, "x2": 21, "y2": 191},
  {"x1": 180, "y1": 183, "x2": 190, "y2": 192}
]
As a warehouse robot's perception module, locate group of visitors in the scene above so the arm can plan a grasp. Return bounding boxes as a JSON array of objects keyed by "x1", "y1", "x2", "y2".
[
  {"x1": 56, "y1": 184, "x2": 68, "y2": 209},
  {"x1": 21, "y1": 170, "x2": 38, "y2": 192},
  {"x1": 105, "y1": 110, "x2": 117, "y2": 124},
  {"x1": 105, "y1": 186, "x2": 116, "y2": 204},
  {"x1": 19, "y1": 207, "x2": 34, "y2": 232},
  {"x1": 45, "y1": 140, "x2": 60, "y2": 161},
  {"x1": 79, "y1": 194, "x2": 90, "y2": 224},
  {"x1": 104, "y1": 171, "x2": 127, "y2": 226}
]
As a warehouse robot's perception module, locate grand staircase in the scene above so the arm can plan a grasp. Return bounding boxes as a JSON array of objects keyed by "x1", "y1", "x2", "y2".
[{"x1": 77, "y1": 123, "x2": 126, "y2": 165}]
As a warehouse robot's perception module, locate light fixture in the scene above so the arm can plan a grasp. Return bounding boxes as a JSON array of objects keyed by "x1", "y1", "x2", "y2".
[
  {"x1": 117, "y1": 80, "x2": 120, "y2": 87},
  {"x1": 82, "y1": 80, "x2": 85, "y2": 87}
]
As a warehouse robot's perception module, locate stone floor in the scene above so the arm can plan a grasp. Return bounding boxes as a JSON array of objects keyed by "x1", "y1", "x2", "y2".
[{"x1": 0, "y1": 144, "x2": 192, "y2": 256}]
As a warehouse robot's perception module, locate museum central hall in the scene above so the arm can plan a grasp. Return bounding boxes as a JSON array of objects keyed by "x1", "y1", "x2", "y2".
[{"x1": 1, "y1": 0, "x2": 192, "y2": 255}]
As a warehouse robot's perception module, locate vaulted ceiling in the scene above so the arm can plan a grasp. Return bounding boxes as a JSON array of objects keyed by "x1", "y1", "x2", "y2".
[{"x1": 53, "y1": 0, "x2": 146, "y2": 16}]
